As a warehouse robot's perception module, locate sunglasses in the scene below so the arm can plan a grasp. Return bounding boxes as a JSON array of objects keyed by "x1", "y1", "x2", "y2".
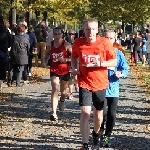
[{"x1": 69, "y1": 33, "x2": 75, "y2": 35}]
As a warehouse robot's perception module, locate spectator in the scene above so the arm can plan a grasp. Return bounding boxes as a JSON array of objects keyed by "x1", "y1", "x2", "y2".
[
  {"x1": 8, "y1": 21, "x2": 30, "y2": 87},
  {"x1": 0, "y1": 16, "x2": 11, "y2": 89}
]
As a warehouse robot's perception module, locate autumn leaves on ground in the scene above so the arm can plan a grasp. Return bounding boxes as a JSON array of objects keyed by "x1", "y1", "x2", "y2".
[
  {"x1": 0, "y1": 64, "x2": 49, "y2": 102},
  {"x1": 0, "y1": 53, "x2": 150, "y2": 113},
  {"x1": 0, "y1": 54, "x2": 150, "y2": 102}
]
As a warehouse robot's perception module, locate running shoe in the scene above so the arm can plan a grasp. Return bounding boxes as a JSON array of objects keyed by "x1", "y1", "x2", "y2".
[
  {"x1": 28, "y1": 72, "x2": 32, "y2": 76},
  {"x1": 101, "y1": 136, "x2": 111, "y2": 148},
  {"x1": 67, "y1": 93, "x2": 73, "y2": 100},
  {"x1": 50, "y1": 114, "x2": 58, "y2": 121},
  {"x1": 92, "y1": 131, "x2": 100, "y2": 150},
  {"x1": 99, "y1": 129, "x2": 104, "y2": 140}
]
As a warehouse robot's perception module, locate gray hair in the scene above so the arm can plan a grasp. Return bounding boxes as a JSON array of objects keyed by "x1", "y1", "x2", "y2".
[{"x1": 102, "y1": 28, "x2": 116, "y2": 37}]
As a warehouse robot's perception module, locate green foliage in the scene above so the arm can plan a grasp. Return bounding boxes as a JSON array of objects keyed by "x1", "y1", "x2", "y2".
[
  {"x1": 88, "y1": 0, "x2": 150, "y2": 24},
  {"x1": 1, "y1": 0, "x2": 150, "y2": 28}
]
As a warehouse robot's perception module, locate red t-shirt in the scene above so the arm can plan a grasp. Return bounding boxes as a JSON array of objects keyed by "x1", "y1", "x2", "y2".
[
  {"x1": 72, "y1": 36, "x2": 116, "y2": 91},
  {"x1": 50, "y1": 41, "x2": 70, "y2": 75}
]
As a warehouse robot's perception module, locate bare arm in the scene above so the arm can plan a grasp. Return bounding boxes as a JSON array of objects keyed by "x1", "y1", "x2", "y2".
[
  {"x1": 92, "y1": 58, "x2": 117, "y2": 67},
  {"x1": 101, "y1": 58, "x2": 117, "y2": 67},
  {"x1": 56, "y1": 42, "x2": 72, "y2": 63},
  {"x1": 65, "y1": 42, "x2": 72, "y2": 62},
  {"x1": 71, "y1": 56, "x2": 78, "y2": 70}
]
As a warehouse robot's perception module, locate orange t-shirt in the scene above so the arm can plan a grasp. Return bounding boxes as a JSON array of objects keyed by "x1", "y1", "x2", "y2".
[{"x1": 72, "y1": 36, "x2": 116, "y2": 91}]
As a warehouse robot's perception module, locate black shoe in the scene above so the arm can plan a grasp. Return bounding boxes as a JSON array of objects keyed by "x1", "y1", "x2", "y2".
[
  {"x1": 92, "y1": 131, "x2": 100, "y2": 150},
  {"x1": 50, "y1": 114, "x2": 58, "y2": 121},
  {"x1": 99, "y1": 129, "x2": 104, "y2": 140},
  {"x1": 101, "y1": 136, "x2": 111, "y2": 148}
]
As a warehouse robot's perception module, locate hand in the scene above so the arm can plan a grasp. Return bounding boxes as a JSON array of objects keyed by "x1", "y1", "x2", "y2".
[
  {"x1": 91, "y1": 58, "x2": 100, "y2": 67},
  {"x1": 114, "y1": 71, "x2": 123, "y2": 78},
  {"x1": 71, "y1": 69, "x2": 80, "y2": 76},
  {"x1": 58, "y1": 57, "x2": 66, "y2": 63}
]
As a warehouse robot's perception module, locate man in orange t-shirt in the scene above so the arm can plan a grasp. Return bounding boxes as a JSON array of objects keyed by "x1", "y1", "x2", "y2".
[{"x1": 71, "y1": 18, "x2": 117, "y2": 150}]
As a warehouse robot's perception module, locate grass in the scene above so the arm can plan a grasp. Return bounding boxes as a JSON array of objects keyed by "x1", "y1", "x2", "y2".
[{"x1": 125, "y1": 49, "x2": 150, "y2": 97}]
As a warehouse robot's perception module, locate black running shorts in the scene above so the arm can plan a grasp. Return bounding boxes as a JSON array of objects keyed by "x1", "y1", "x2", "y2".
[
  {"x1": 50, "y1": 72, "x2": 70, "y2": 81},
  {"x1": 79, "y1": 87, "x2": 106, "y2": 110}
]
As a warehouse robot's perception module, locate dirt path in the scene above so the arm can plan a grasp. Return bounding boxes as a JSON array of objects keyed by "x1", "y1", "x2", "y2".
[{"x1": 0, "y1": 74, "x2": 150, "y2": 150}]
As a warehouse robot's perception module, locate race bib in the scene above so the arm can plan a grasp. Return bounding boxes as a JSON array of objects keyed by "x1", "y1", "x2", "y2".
[
  {"x1": 82, "y1": 54, "x2": 100, "y2": 67},
  {"x1": 52, "y1": 52, "x2": 63, "y2": 62}
]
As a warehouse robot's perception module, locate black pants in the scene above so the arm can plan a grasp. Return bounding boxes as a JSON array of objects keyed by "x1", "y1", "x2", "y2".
[
  {"x1": 8, "y1": 64, "x2": 24, "y2": 86},
  {"x1": 100, "y1": 97, "x2": 119, "y2": 137},
  {"x1": 23, "y1": 64, "x2": 28, "y2": 81},
  {"x1": 27, "y1": 55, "x2": 33, "y2": 73}
]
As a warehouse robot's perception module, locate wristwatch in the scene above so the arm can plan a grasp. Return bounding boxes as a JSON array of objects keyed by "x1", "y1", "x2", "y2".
[{"x1": 100, "y1": 62, "x2": 103, "y2": 67}]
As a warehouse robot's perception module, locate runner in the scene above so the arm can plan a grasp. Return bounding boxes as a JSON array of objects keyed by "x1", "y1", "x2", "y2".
[
  {"x1": 44, "y1": 27, "x2": 72, "y2": 121},
  {"x1": 71, "y1": 18, "x2": 117, "y2": 150},
  {"x1": 67, "y1": 29, "x2": 78, "y2": 100},
  {"x1": 100, "y1": 29, "x2": 129, "y2": 148}
]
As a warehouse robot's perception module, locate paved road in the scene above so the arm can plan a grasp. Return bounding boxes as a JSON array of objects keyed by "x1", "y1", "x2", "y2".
[{"x1": 0, "y1": 74, "x2": 150, "y2": 150}]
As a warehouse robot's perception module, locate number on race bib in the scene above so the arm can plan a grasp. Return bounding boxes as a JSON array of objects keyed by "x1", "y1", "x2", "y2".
[
  {"x1": 52, "y1": 52, "x2": 63, "y2": 62},
  {"x1": 82, "y1": 54, "x2": 100, "y2": 67}
]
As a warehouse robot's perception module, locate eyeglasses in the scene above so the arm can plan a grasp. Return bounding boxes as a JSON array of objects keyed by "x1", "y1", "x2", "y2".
[{"x1": 69, "y1": 33, "x2": 75, "y2": 35}]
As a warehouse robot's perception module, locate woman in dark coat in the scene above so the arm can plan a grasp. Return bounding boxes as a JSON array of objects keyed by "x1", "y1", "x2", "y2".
[{"x1": 0, "y1": 16, "x2": 11, "y2": 89}]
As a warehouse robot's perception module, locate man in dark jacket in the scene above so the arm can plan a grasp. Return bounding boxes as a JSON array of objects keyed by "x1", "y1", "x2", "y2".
[
  {"x1": 8, "y1": 21, "x2": 30, "y2": 87},
  {"x1": 0, "y1": 16, "x2": 11, "y2": 89}
]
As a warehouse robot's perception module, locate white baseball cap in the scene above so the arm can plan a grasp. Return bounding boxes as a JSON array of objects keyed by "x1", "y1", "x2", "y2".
[{"x1": 18, "y1": 21, "x2": 27, "y2": 27}]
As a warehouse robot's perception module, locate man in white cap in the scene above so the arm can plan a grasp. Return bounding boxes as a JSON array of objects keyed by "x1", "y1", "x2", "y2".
[{"x1": 7, "y1": 21, "x2": 30, "y2": 87}]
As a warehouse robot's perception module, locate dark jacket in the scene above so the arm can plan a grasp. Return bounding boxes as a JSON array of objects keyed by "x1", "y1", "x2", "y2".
[
  {"x1": 0, "y1": 24, "x2": 11, "y2": 63},
  {"x1": 0, "y1": 24, "x2": 11, "y2": 80},
  {"x1": 27, "y1": 31, "x2": 37, "y2": 55},
  {"x1": 34, "y1": 25, "x2": 47, "y2": 42},
  {"x1": 10, "y1": 35, "x2": 30, "y2": 65}
]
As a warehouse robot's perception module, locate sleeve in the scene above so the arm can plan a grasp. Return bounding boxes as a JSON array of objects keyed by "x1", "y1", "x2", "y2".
[
  {"x1": 104, "y1": 39, "x2": 116, "y2": 60},
  {"x1": 27, "y1": 39, "x2": 30, "y2": 51},
  {"x1": 118, "y1": 51, "x2": 129, "y2": 78},
  {"x1": 7, "y1": 30, "x2": 12, "y2": 48},
  {"x1": 72, "y1": 38, "x2": 79, "y2": 58}
]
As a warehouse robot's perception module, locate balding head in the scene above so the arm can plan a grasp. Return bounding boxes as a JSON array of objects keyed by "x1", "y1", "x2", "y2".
[{"x1": 68, "y1": 29, "x2": 75, "y2": 34}]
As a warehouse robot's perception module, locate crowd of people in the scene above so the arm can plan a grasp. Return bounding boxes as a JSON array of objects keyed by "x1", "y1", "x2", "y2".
[
  {"x1": 118, "y1": 29, "x2": 150, "y2": 70},
  {"x1": 0, "y1": 16, "x2": 131, "y2": 150}
]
